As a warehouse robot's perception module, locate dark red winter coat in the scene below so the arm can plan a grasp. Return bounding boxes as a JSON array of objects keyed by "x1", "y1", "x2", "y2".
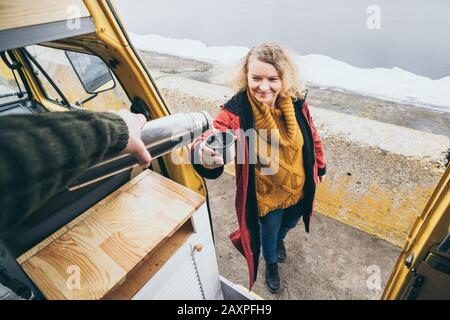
[{"x1": 191, "y1": 90, "x2": 326, "y2": 289}]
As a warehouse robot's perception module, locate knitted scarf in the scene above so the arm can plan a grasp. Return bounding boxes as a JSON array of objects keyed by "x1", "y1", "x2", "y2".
[{"x1": 247, "y1": 90, "x2": 306, "y2": 217}]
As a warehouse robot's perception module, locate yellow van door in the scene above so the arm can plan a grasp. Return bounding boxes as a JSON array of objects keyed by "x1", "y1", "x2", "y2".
[{"x1": 383, "y1": 165, "x2": 450, "y2": 299}]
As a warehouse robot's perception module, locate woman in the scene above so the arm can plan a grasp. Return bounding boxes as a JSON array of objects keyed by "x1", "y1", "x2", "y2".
[{"x1": 191, "y1": 43, "x2": 326, "y2": 293}]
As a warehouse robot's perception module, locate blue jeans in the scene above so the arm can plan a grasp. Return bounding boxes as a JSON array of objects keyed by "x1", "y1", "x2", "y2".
[{"x1": 259, "y1": 206, "x2": 302, "y2": 264}]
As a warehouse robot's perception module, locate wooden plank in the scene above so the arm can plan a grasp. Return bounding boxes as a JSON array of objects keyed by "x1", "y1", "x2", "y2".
[
  {"x1": 19, "y1": 170, "x2": 205, "y2": 300},
  {"x1": 103, "y1": 221, "x2": 194, "y2": 300},
  {"x1": 0, "y1": 0, "x2": 90, "y2": 32}
]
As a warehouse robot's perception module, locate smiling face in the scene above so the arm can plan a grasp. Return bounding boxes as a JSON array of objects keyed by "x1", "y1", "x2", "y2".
[{"x1": 247, "y1": 56, "x2": 283, "y2": 108}]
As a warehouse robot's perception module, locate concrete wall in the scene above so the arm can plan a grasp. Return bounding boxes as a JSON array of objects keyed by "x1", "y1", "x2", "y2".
[
  {"x1": 154, "y1": 72, "x2": 449, "y2": 248},
  {"x1": 312, "y1": 108, "x2": 447, "y2": 247}
]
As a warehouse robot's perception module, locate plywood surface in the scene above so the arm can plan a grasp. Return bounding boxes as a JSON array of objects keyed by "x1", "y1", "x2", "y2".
[
  {"x1": 0, "y1": 0, "x2": 90, "y2": 31},
  {"x1": 19, "y1": 170, "x2": 205, "y2": 300}
]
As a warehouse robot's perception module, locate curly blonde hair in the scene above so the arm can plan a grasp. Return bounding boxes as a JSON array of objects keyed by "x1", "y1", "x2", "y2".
[{"x1": 232, "y1": 42, "x2": 306, "y2": 100}]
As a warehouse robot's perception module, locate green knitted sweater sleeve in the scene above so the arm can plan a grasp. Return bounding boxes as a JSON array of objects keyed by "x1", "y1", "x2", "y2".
[{"x1": 0, "y1": 110, "x2": 129, "y2": 232}]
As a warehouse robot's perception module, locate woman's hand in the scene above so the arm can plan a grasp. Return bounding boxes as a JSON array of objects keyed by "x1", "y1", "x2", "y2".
[
  {"x1": 319, "y1": 175, "x2": 326, "y2": 183},
  {"x1": 198, "y1": 140, "x2": 224, "y2": 170}
]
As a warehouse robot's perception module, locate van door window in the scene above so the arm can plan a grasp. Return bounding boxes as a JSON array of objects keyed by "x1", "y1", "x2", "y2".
[{"x1": 25, "y1": 45, "x2": 130, "y2": 111}]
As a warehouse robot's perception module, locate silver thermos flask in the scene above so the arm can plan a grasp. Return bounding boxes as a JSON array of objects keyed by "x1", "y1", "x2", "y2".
[{"x1": 67, "y1": 111, "x2": 213, "y2": 191}]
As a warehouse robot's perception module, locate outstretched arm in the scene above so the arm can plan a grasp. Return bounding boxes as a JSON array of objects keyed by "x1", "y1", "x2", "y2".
[{"x1": 0, "y1": 109, "x2": 151, "y2": 232}]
